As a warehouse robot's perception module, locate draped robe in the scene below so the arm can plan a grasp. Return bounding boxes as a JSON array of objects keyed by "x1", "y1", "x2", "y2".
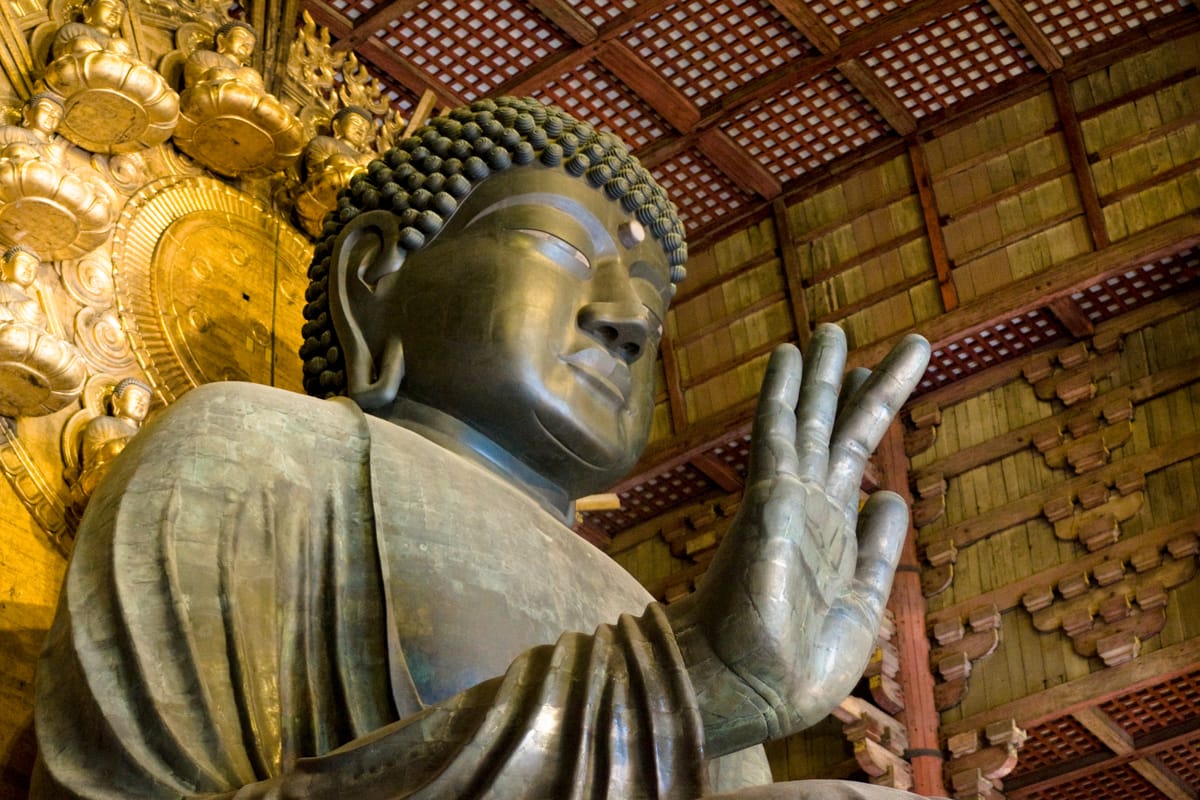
[{"x1": 33, "y1": 382, "x2": 932, "y2": 800}]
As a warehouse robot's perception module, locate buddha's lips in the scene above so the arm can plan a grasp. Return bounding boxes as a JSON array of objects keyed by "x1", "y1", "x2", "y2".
[{"x1": 561, "y1": 347, "x2": 632, "y2": 403}]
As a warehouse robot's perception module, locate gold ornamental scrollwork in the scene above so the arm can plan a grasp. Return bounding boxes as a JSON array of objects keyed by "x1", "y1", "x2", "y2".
[{"x1": 112, "y1": 175, "x2": 310, "y2": 402}]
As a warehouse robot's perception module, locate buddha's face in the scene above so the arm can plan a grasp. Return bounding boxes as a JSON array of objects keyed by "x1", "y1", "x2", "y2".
[
  {"x1": 113, "y1": 384, "x2": 150, "y2": 421},
  {"x1": 85, "y1": 0, "x2": 123, "y2": 31},
  {"x1": 351, "y1": 167, "x2": 673, "y2": 496},
  {"x1": 335, "y1": 112, "x2": 371, "y2": 151},
  {"x1": 2, "y1": 251, "x2": 36, "y2": 287},
  {"x1": 217, "y1": 26, "x2": 255, "y2": 64},
  {"x1": 26, "y1": 99, "x2": 62, "y2": 134}
]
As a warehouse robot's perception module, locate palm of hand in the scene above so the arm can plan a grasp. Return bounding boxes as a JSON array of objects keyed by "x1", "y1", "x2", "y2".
[{"x1": 677, "y1": 325, "x2": 930, "y2": 751}]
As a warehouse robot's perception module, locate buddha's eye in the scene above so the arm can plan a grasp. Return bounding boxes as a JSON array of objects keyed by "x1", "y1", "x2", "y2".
[{"x1": 515, "y1": 228, "x2": 591, "y2": 278}]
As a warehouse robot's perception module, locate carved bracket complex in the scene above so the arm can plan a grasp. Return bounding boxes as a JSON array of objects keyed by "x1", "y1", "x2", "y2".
[
  {"x1": 1022, "y1": 530, "x2": 1197, "y2": 666},
  {"x1": 929, "y1": 604, "x2": 1002, "y2": 712},
  {"x1": 945, "y1": 720, "x2": 1027, "y2": 800}
]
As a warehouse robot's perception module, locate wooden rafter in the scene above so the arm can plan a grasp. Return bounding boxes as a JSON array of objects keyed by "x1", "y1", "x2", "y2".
[
  {"x1": 690, "y1": 453, "x2": 742, "y2": 493},
  {"x1": 1007, "y1": 718, "x2": 1200, "y2": 799},
  {"x1": 986, "y1": 0, "x2": 1063, "y2": 72},
  {"x1": 525, "y1": 0, "x2": 597, "y2": 45},
  {"x1": 658, "y1": 331, "x2": 687, "y2": 436},
  {"x1": 696, "y1": 128, "x2": 780, "y2": 200},
  {"x1": 772, "y1": 199, "x2": 813, "y2": 351},
  {"x1": 596, "y1": 41, "x2": 700, "y2": 134},
  {"x1": 764, "y1": 0, "x2": 917, "y2": 136},
  {"x1": 1070, "y1": 708, "x2": 1199, "y2": 800},
  {"x1": 907, "y1": 141, "x2": 958, "y2": 312},
  {"x1": 1051, "y1": 72, "x2": 1110, "y2": 250}
]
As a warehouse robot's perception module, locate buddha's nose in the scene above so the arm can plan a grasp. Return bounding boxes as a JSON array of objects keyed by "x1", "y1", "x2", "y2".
[{"x1": 578, "y1": 303, "x2": 651, "y2": 364}]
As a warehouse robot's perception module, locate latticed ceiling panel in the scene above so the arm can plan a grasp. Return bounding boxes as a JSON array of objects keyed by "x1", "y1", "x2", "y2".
[
  {"x1": 1072, "y1": 248, "x2": 1200, "y2": 325},
  {"x1": 563, "y1": 0, "x2": 638, "y2": 29},
  {"x1": 651, "y1": 149, "x2": 758, "y2": 234},
  {"x1": 375, "y1": 0, "x2": 570, "y2": 101},
  {"x1": 1009, "y1": 716, "x2": 1108, "y2": 776},
  {"x1": 1020, "y1": 763, "x2": 1161, "y2": 799},
  {"x1": 859, "y1": 1, "x2": 1037, "y2": 119},
  {"x1": 719, "y1": 69, "x2": 889, "y2": 183},
  {"x1": 531, "y1": 61, "x2": 670, "y2": 150},
  {"x1": 1023, "y1": 0, "x2": 1193, "y2": 55},
  {"x1": 1099, "y1": 668, "x2": 1200, "y2": 739},
  {"x1": 583, "y1": 462, "x2": 715, "y2": 533},
  {"x1": 807, "y1": 0, "x2": 926, "y2": 38},
  {"x1": 327, "y1": 0, "x2": 375, "y2": 21},
  {"x1": 918, "y1": 309, "x2": 1069, "y2": 393},
  {"x1": 1156, "y1": 738, "x2": 1200, "y2": 788},
  {"x1": 618, "y1": 0, "x2": 812, "y2": 109}
]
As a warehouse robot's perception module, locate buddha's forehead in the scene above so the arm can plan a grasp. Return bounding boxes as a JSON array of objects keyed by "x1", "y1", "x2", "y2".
[{"x1": 442, "y1": 165, "x2": 671, "y2": 270}]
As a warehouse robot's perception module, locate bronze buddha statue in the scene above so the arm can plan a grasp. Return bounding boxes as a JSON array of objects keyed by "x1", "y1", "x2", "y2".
[{"x1": 34, "y1": 97, "x2": 936, "y2": 799}]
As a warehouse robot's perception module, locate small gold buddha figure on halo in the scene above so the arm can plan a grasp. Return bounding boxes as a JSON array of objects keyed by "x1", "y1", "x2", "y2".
[
  {"x1": 0, "y1": 95, "x2": 117, "y2": 260},
  {"x1": 68, "y1": 377, "x2": 152, "y2": 513},
  {"x1": 0, "y1": 245, "x2": 85, "y2": 418},
  {"x1": 173, "y1": 21, "x2": 304, "y2": 178},
  {"x1": 0, "y1": 93, "x2": 67, "y2": 164},
  {"x1": 41, "y1": 0, "x2": 179, "y2": 154},
  {"x1": 50, "y1": 0, "x2": 133, "y2": 58},
  {"x1": 293, "y1": 105, "x2": 376, "y2": 237}
]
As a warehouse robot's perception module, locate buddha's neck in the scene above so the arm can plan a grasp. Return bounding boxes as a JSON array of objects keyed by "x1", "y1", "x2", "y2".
[{"x1": 377, "y1": 397, "x2": 575, "y2": 524}]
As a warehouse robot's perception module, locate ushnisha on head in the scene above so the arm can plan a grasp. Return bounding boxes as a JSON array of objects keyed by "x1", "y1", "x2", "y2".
[{"x1": 300, "y1": 95, "x2": 687, "y2": 401}]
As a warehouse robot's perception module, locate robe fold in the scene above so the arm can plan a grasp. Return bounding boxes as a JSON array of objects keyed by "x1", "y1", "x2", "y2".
[{"x1": 33, "y1": 383, "x2": 932, "y2": 800}]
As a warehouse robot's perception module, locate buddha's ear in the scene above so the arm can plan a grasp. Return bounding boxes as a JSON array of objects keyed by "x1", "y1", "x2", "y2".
[{"x1": 329, "y1": 209, "x2": 407, "y2": 410}]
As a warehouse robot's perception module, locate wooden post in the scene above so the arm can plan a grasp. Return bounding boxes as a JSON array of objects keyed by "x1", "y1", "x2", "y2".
[
  {"x1": 878, "y1": 427, "x2": 948, "y2": 797},
  {"x1": 772, "y1": 199, "x2": 813, "y2": 351},
  {"x1": 1051, "y1": 72, "x2": 1110, "y2": 250}
]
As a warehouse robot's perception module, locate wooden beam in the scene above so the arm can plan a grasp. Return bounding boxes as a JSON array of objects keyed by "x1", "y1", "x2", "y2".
[
  {"x1": 526, "y1": 0, "x2": 597, "y2": 45},
  {"x1": 1069, "y1": 705, "x2": 1200, "y2": 798},
  {"x1": 401, "y1": 89, "x2": 438, "y2": 137},
  {"x1": 942, "y1": 636, "x2": 1200, "y2": 738},
  {"x1": 1047, "y1": 296, "x2": 1095, "y2": 338},
  {"x1": 878, "y1": 428, "x2": 947, "y2": 798},
  {"x1": 658, "y1": 331, "x2": 688, "y2": 435},
  {"x1": 596, "y1": 41, "x2": 701, "y2": 134},
  {"x1": 490, "y1": 0, "x2": 677, "y2": 96},
  {"x1": 1051, "y1": 71, "x2": 1110, "y2": 250},
  {"x1": 927, "y1": 515, "x2": 1200, "y2": 631},
  {"x1": 772, "y1": 199, "x2": 812, "y2": 351},
  {"x1": 907, "y1": 141, "x2": 958, "y2": 312},
  {"x1": 850, "y1": 211, "x2": 1200, "y2": 371},
  {"x1": 331, "y1": 0, "x2": 423, "y2": 51},
  {"x1": 1007, "y1": 720, "x2": 1200, "y2": 798},
  {"x1": 921, "y1": 431, "x2": 1200, "y2": 551},
  {"x1": 691, "y1": 452, "x2": 743, "y2": 493},
  {"x1": 837, "y1": 59, "x2": 918, "y2": 136},
  {"x1": 986, "y1": 0, "x2": 1063, "y2": 71},
  {"x1": 766, "y1": 0, "x2": 839, "y2": 52},
  {"x1": 696, "y1": 128, "x2": 781, "y2": 200}
]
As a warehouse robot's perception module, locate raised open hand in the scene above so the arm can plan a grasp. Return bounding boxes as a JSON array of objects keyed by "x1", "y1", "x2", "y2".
[{"x1": 666, "y1": 324, "x2": 930, "y2": 758}]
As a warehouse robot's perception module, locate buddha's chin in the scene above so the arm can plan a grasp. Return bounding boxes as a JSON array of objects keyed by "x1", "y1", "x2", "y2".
[{"x1": 532, "y1": 407, "x2": 637, "y2": 482}]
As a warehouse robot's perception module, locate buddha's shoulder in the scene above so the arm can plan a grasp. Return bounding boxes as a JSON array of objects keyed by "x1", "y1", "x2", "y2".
[{"x1": 134, "y1": 382, "x2": 365, "y2": 460}]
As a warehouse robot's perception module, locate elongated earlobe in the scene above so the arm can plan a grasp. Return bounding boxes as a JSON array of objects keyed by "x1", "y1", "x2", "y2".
[{"x1": 329, "y1": 210, "x2": 407, "y2": 409}]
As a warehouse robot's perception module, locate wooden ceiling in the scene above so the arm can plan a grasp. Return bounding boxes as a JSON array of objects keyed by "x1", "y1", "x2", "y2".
[{"x1": 290, "y1": 1, "x2": 1200, "y2": 796}]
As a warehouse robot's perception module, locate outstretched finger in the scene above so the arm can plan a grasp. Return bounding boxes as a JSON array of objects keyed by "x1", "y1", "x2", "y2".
[
  {"x1": 850, "y1": 491, "x2": 909, "y2": 630},
  {"x1": 795, "y1": 324, "x2": 846, "y2": 485},
  {"x1": 747, "y1": 343, "x2": 803, "y2": 485},
  {"x1": 836, "y1": 367, "x2": 872, "y2": 420},
  {"x1": 825, "y1": 334, "x2": 930, "y2": 510}
]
